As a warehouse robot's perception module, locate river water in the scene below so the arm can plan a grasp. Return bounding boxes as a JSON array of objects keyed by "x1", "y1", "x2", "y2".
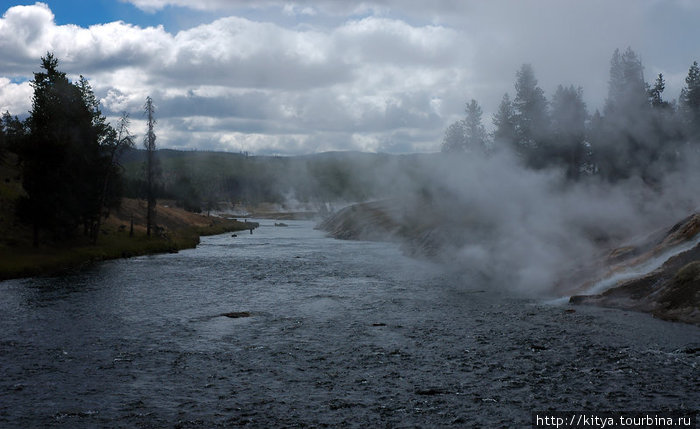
[{"x1": 0, "y1": 220, "x2": 697, "y2": 427}]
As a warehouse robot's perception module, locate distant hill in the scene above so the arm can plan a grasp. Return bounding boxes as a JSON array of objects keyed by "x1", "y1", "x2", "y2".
[{"x1": 120, "y1": 148, "x2": 440, "y2": 211}]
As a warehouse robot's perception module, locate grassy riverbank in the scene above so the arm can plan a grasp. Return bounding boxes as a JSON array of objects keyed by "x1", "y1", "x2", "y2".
[{"x1": 0, "y1": 197, "x2": 254, "y2": 281}]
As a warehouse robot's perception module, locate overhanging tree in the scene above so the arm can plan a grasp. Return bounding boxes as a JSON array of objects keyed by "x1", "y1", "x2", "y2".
[
  {"x1": 91, "y1": 112, "x2": 134, "y2": 243},
  {"x1": 76, "y1": 75, "x2": 121, "y2": 242}
]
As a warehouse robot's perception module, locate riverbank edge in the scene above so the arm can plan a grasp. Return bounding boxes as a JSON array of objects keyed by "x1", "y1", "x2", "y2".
[
  {"x1": 0, "y1": 222, "x2": 254, "y2": 281},
  {"x1": 0, "y1": 197, "x2": 259, "y2": 283}
]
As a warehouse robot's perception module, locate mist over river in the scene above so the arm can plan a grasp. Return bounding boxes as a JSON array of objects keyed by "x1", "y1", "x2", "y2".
[{"x1": 0, "y1": 220, "x2": 697, "y2": 427}]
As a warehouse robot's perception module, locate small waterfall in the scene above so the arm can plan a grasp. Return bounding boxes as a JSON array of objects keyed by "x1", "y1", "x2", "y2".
[{"x1": 582, "y1": 233, "x2": 700, "y2": 296}]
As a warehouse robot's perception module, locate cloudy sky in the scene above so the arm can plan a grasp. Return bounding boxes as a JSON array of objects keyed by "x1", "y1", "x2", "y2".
[{"x1": 0, "y1": 1, "x2": 699, "y2": 154}]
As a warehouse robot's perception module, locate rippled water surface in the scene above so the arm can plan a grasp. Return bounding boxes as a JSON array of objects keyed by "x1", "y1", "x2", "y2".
[{"x1": 1, "y1": 220, "x2": 698, "y2": 427}]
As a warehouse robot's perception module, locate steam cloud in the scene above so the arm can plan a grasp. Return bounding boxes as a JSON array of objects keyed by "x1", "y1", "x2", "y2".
[{"x1": 329, "y1": 145, "x2": 700, "y2": 297}]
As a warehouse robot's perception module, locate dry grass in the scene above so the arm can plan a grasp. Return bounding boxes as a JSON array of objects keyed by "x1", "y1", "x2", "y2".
[{"x1": 0, "y1": 196, "x2": 252, "y2": 281}]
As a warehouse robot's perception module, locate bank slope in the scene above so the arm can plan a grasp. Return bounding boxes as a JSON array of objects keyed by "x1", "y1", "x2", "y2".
[
  {"x1": 318, "y1": 201, "x2": 700, "y2": 325},
  {"x1": 0, "y1": 198, "x2": 256, "y2": 281}
]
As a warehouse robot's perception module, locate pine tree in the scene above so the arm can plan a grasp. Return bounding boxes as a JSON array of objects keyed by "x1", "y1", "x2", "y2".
[
  {"x1": 598, "y1": 47, "x2": 655, "y2": 181},
  {"x1": 492, "y1": 93, "x2": 517, "y2": 150},
  {"x1": 605, "y1": 49, "x2": 624, "y2": 116},
  {"x1": 1, "y1": 111, "x2": 25, "y2": 162},
  {"x1": 92, "y1": 112, "x2": 134, "y2": 243},
  {"x1": 17, "y1": 53, "x2": 122, "y2": 245},
  {"x1": 19, "y1": 53, "x2": 94, "y2": 245},
  {"x1": 74, "y1": 76, "x2": 116, "y2": 242},
  {"x1": 605, "y1": 47, "x2": 648, "y2": 116},
  {"x1": 587, "y1": 109, "x2": 604, "y2": 175},
  {"x1": 1, "y1": 111, "x2": 25, "y2": 152},
  {"x1": 441, "y1": 121, "x2": 466, "y2": 153},
  {"x1": 680, "y1": 61, "x2": 700, "y2": 142},
  {"x1": 648, "y1": 73, "x2": 669, "y2": 109},
  {"x1": 551, "y1": 85, "x2": 588, "y2": 179},
  {"x1": 513, "y1": 64, "x2": 549, "y2": 166},
  {"x1": 463, "y1": 99, "x2": 488, "y2": 154},
  {"x1": 441, "y1": 99, "x2": 488, "y2": 155}
]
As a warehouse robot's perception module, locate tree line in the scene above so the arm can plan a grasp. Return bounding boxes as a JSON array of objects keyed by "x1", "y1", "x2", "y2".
[
  {"x1": 0, "y1": 53, "x2": 159, "y2": 246},
  {"x1": 442, "y1": 47, "x2": 700, "y2": 183}
]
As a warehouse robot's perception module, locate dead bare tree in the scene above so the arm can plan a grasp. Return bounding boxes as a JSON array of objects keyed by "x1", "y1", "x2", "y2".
[{"x1": 144, "y1": 96, "x2": 158, "y2": 237}]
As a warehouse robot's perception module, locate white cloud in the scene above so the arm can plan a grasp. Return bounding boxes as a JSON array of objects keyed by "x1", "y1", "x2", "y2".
[
  {"x1": 158, "y1": 16, "x2": 347, "y2": 89},
  {"x1": 0, "y1": 78, "x2": 32, "y2": 115},
  {"x1": 335, "y1": 17, "x2": 466, "y2": 66},
  {"x1": 0, "y1": 2, "x2": 55, "y2": 66},
  {"x1": 0, "y1": 3, "x2": 172, "y2": 75},
  {"x1": 283, "y1": 4, "x2": 317, "y2": 17},
  {"x1": 1, "y1": 1, "x2": 699, "y2": 154},
  {"x1": 120, "y1": 0, "x2": 389, "y2": 15}
]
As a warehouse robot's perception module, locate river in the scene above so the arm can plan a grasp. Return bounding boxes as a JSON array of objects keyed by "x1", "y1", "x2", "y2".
[{"x1": 0, "y1": 220, "x2": 697, "y2": 427}]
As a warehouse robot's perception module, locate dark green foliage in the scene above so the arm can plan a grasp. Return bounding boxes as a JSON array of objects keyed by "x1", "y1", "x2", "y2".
[
  {"x1": 595, "y1": 48, "x2": 680, "y2": 182},
  {"x1": 89, "y1": 112, "x2": 134, "y2": 243},
  {"x1": 550, "y1": 85, "x2": 588, "y2": 179},
  {"x1": 170, "y1": 175, "x2": 202, "y2": 213},
  {"x1": 680, "y1": 61, "x2": 700, "y2": 142},
  {"x1": 648, "y1": 73, "x2": 669, "y2": 109},
  {"x1": 15, "y1": 53, "x2": 127, "y2": 246},
  {"x1": 441, "y1": 121, "x2": 466, "y2": 153},
  {"x1": 463, "y1": 99, "x2": 488, "y2": 154},
  {"x1": 1, "y1": 112, "x2": 26, "y2": 155},
  {"x1": 0, "y1": 121, "x2": 4, "y2": 163},
  {"x1": 1, "y1": 112, "x2": 20, "y2": 162},
  {"x1": 604, "y1": 48, "x2": 648, "y2": 116},
  {"x1": 441, "y1": 99, "x2": 487, "y2": 154},
  {"x1": 19, "y1": 53, "x2": 88, "y2": 244},
  {"x1": 512, "y1": 64, "x2": 549, "y2": 167},
  {"x1": 492, "y1": 93, "x2": 517, "y2": 150},
  {"x1": 465, "y1": 48, "x2": 693, "y2": 184},
  {"x1": 120, "y1": 150, "x2": 436, "y2": 207},
  {"x1": 0, "y1": 113, "x2": 8, "y2": 163}
]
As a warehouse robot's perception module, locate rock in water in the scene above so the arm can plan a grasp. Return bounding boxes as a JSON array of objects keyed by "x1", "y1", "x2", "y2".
[{"x1": 221, "y1": 311, "x2": 251, "y2": 318}]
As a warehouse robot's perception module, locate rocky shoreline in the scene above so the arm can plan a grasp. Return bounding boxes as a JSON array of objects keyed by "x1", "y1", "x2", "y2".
[{"x1": 570, "y1": 213, "x2": 700, "y2": 325}]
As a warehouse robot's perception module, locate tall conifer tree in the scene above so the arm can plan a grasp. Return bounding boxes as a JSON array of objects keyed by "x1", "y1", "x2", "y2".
[
  {"x1": 144, "y1": 96, "x2": 159, "y2": 237},
  {"x1": 680, "y1": 61, "x2": 700, "y2": 142}
]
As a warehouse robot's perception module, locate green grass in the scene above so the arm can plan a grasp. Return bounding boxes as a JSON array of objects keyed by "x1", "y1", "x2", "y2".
[{"x1": 0, "y1": 220, "x2": 251, "y2": 281}]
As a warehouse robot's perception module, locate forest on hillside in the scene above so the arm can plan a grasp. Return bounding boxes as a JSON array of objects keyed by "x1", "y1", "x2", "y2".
[{"x1": 118, "y1": 149, "x2": 436, "y2": 211}]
